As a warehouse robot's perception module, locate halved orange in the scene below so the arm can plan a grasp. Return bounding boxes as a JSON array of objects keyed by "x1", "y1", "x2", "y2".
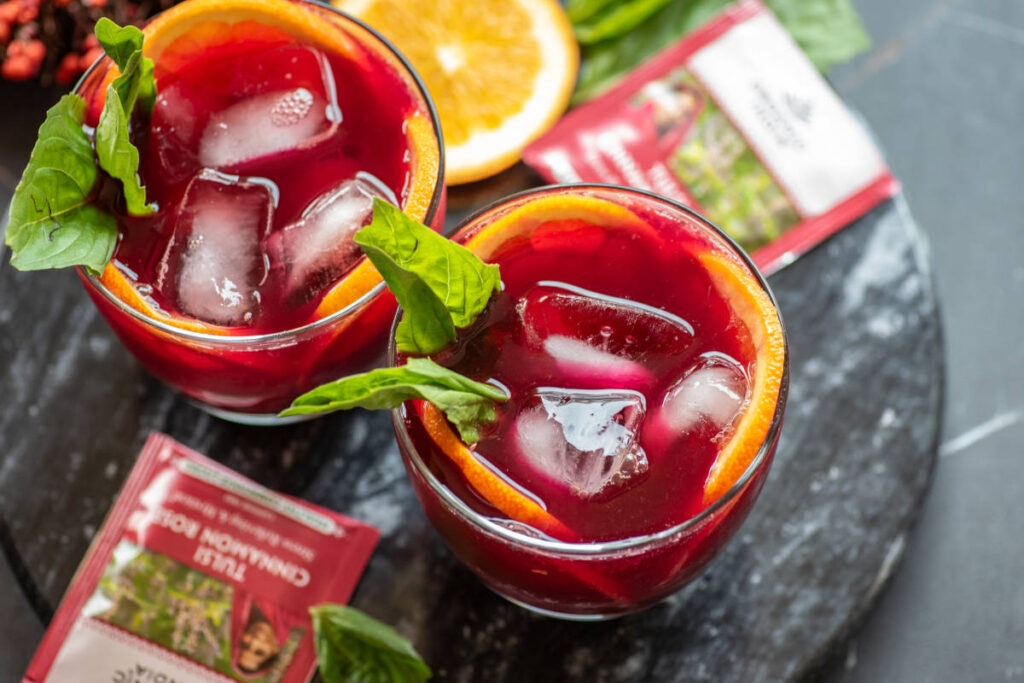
[
  {"x1": 415, "y1": 401, "x2": 573, "y2": 540},
  {"x1": 336, "y1": 0, "x2": 578, "y2": 184},
  {"x1": 699, "y1": 250, "x2": 786, "y2": 507}
]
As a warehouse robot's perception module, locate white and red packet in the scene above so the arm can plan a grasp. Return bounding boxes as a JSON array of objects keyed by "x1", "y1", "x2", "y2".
[
  {"x1": 24, "y1": 433, "x2": 379, "y2": 683},
  {"x1": 523, "y1": 0, "x2": 899, "y2": 273}
]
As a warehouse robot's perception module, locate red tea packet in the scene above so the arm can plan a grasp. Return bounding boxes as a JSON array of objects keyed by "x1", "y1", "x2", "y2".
[
  {"x1": 24, "y1": 433, "x2": 379, "y2": 683},
  {"x1": 523, "y1": 0, "x2": 899, "y2": 274}
]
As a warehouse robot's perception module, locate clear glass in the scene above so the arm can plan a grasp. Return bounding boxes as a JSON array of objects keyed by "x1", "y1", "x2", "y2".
[
  {"x1": 391, "y1": 184, "x2": 790, "y2": 619},
  {"x1": 73, "y1": 1, "x2": 445, "y2": 424}
]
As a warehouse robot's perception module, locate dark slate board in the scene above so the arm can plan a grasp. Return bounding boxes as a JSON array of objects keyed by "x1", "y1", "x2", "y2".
[{"x1": 0, "y1": 180, "x2": 941, "y2": 681}]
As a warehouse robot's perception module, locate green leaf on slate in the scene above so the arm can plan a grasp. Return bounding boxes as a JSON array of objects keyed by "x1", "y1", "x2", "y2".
[
  {"x1": 354, "y1": 198, "x2": 501, "y2": 355},
  {"x1": 4, "y1": 95, "x2": 116, "y2": 274},
  {"x1": 311, "y1": 604, "x2": 432, "y2": 683},
  {"x1": 281, "y1": 357, "x2": 507, "y2": 443}
]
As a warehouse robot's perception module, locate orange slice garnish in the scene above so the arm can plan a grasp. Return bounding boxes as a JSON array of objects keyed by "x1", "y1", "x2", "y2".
[
  {"x1": 416, "y1": 401, "x2": 572, "y2": 539},
  {"x1": 699, "y1": 250, "x2": 786, "y2": 507},
  {"x1": 312, "y1": 110, "x2": 439, "y2": 319},
  {"x1": 142, "y1": 0, "x2": 358, "y2": 76},
  {"x1": 463, "y1": 193, "x2": 653, "y2": 261},
  {"x1": 336, "y1": 0, "x2": 578, "y2": 184},
  {"x1": 99, "y1": 263, "x2": 231, "y2": 335}
]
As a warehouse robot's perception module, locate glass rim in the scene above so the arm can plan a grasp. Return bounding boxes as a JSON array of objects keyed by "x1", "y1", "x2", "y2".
[
  {"x1": 389, "y1": 182, "x2": 790, "y2": 556},
  {"x1": 73, "y1": 0, "x2": 446, "y2": 345}
]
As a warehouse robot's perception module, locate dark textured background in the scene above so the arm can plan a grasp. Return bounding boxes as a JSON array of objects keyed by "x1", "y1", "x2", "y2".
[{"x1": 1, "y1": 0, "x2": 1021, "y2": 679}]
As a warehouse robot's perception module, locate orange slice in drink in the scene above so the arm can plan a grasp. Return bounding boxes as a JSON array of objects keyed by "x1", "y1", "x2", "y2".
[
  {"x1": 98, "y1": 263, "x2": 231, "y2": 335},
  {"x1": 415, "y1": 401, "x2": 572, "y2": 540},
  {"x1": 142, "y1": 0, "x2": 358, "y2": 75},
  {"x1": 313, "y1": 110, "x2": 439, "y2": 319},
  {"x1": 336, "y1": 0, "x2": 578, "y2": 184},
  {"x1": 463, "y1": 193, "x2": 654, "y2": 261},
  {"x1": 699, "y1": 250, "x2": 786, "y2": 507}
]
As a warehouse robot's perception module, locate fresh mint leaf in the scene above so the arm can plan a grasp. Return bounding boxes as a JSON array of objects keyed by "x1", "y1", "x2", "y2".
[
  {"x1": 4, "y1": 95, "x2": 116, "y2": 274},
  {"x1": 355, "y1": 198, "x2": 501, "y2": 355},
  {"x1": 281, "y1": 357, "x2": 507, "y2": 443},
  {"x1": 311, "y1": 604, "x2": 431, "y2": 683},
  {"x1": 95, "y1": 22, "x2": 155, "y2": 215},
  {"x1": 573, "y1": 0, "x2": 871, "y2": 103}
]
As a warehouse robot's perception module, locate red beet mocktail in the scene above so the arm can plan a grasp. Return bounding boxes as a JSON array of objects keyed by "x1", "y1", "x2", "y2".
[
  {"x1": 75, "y1": 0, "x2": 443, "y2": 422},
  {"x1": 393, "y1": 185, "x2": 788, "y2": 618}
]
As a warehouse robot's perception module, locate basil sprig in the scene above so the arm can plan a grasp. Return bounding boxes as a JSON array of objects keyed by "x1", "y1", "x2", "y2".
[
  {"x1": 356, "y1": 198, "x2": 501, "y2": 355},
  {"x1": 311, "y1": 605, "x2": 431, "y2": 683},
  {"x1": 282, "y1": 357, "x2": 506, "y2": 443},
  {"x1": 5, "y1": 18, "x2": 155, "y2": 274}
]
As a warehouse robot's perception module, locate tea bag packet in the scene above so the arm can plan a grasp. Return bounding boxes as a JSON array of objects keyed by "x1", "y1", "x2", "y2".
[
  {"x1": 24, "y1": 433, "x2": 379, "y2": 683},
  {"x1": 523, "y1": 0, "x2": 899, "y2": 274}
]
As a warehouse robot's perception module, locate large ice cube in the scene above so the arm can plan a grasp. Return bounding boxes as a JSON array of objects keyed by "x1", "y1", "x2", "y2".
[
  {"x1": 514, "y1": 388, "x2": 649, "y2": 500},
  {"x1": 157, "y1": 170, "x2": 275, "y2": 326},
  {"x1": 198, "y1": 48, "x2": 340, "y2": 168},
  {"x1": 517, "y1": 282, "x2": 694, "y2": 388},
  {"x1": 658, "y1": 353, "x2": 749, "y2": 437},
  {"x1": 266, "y1": 174, "x2": 396, "y2": 305}
]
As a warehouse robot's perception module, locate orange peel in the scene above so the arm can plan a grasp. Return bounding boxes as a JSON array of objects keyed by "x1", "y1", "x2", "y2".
[
  {"x1": 698, "y1": 250, "x2": 786, "y2": 507},
  {"x1": 416, "y1": 401, "x2": 572, "y2": 539}
]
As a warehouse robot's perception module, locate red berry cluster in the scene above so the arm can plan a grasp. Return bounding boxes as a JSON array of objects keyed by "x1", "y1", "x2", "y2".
[{"x1": 0, "y1": 0, "x2": 177, "y2": 85}]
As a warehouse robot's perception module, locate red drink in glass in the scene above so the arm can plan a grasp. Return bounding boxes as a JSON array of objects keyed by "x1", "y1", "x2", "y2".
[
  {"x1": 393, "y1": 185, "x2": 788, "y2": 618},
  {"x1": 75, "y1": 0, "x2": 444, "y2": 423}
]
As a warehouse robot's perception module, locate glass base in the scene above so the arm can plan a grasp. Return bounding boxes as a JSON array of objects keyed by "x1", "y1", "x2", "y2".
[
  {"x1": 190, "y1": 401, "x2": 319, "y2": 427},
  {"x1": 498, "y1": 593, "x2": 621, "y2": 622}
]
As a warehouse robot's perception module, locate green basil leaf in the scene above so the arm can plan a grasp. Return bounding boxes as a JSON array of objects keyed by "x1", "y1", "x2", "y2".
[
  {"x1": 96, "y1": 78, "x2": 152, "y2": 216},
  {"x1": 355, "y1": 198, "x2": 501, "y2": 354},
  {"x1": 574, "y1": 0, "x2": 676, "y2": 45},
  {"x1": 311, "y1": 604, "x2": 431, "y2": 683},
  {"x1": 358, "y1": 238, "x2": 456, "y2": 354},
  {"x1": 573, "y1": 0, "x2": 871, "y2": 104},
  {"x1": 767, "y1": 0, "x2": 870, "y2": 72},
  {"x1": 94, "y1": 25, "x2": 156, "y2": 216},
  {"x1": 94, "y1": 17, "x2": 144, "y2": 71},
  {"x1": 5, "y1": 95, "x2": 116, "y2": 274},
  {"x1": 567, "y1": 0, "x2": 619, "y2": 24},
  {"x1": 281, "y1": 357, "x2": 507, "y2": 443}
]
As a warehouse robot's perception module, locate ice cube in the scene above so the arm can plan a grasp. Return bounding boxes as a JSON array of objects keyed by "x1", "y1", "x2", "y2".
[
  {"x1": 658, "y1": 353, "x2": 749, "y2": 437},
  {"x1": 266, "y1": 174, "x2": 397, "y2": 305},
  {"x1": 542, "y1": 335, "x2": 652, "y2": 388},
  {"x1": 157, "y1": 170, "x2": 275, "y2": 326},
  {"x1": 517, "y1": 282, "x2": 693, "y2": 388},
  {"x1": 514, "y1": 388, "x2": 649, "y2": 500},
  {"x1": 198, "y1": 48, "x2": 340, "y2": 168}
]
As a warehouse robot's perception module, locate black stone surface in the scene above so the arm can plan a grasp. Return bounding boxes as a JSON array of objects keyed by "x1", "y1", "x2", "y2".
[{"x1": 0, "y1": 174, "x2": 941, "y2": 680}]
